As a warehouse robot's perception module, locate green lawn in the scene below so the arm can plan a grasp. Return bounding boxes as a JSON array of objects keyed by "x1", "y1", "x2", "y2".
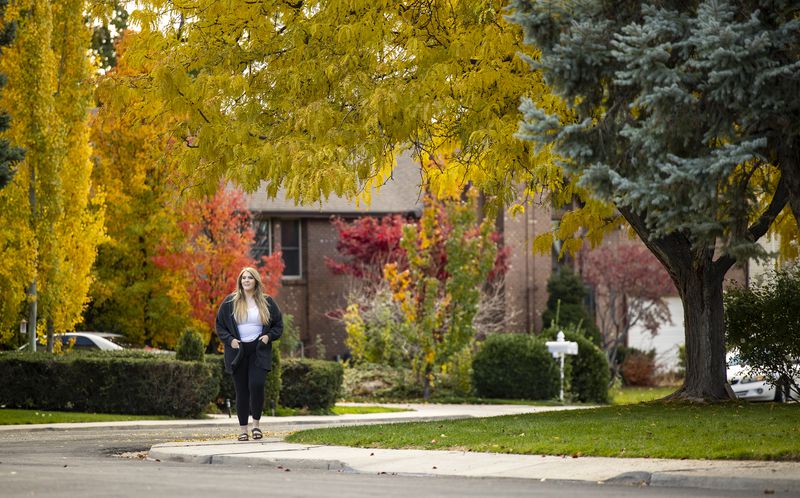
[
  {"x1": 0, "y1": 409, "x2": 175, "y2": 425},
  {"x1": 287, "y1": 402, "x2": 800, "y2": 461}
]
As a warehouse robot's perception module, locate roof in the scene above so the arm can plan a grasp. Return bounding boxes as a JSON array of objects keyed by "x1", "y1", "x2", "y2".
[{"x1": 244, "y1": 151, "x2": 424, "y2": 218}]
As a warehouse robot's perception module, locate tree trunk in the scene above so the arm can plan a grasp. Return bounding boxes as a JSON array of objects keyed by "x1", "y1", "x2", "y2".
[
  {"x1": 778, "y1": 140, "x2": 800, "y2": 229},
  {"x1": 667, "y1": 259, "x2": 732, "y2": 401},
  {"x1": 46, "y1": 318, "x2": 54, "y2": 353},
  {"x1": 620, "y1": 207, "x2": 734, "y2": 402},
  {"x1": 27, "y1": 279, "x2": 37, "y2": 351}
]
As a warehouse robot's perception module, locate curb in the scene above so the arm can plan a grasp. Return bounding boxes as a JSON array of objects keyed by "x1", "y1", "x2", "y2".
[{"x1": 148, "y1": 447, "x2": 798, "y2": 493}]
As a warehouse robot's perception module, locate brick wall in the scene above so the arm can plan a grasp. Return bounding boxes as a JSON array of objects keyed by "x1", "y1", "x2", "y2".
[
  {"x1": 304, "y1": 219, "x2": 350, "y2": 359},
  {"x1": 501, "y1": 194, "x2": 552, "y2": 333}
]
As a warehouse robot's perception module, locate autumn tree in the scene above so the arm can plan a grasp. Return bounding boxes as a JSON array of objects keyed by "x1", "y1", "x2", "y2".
[
  {"x1": 0, "y1": 0, "x2": 105, "y2": 351},
  {"x1": 582, "y1": 243, "x2": 676, "y2": 381},
  {"x1": 118, "y1": 1, "x2": 608, "y2": 241},
  {"x1": 153, "y1": 186, "x2": 283, "y2": 351},
  {"x1": 325, "y1": 214, "x2": 409, "y2": 286},
  {"x1": 510, "y1": 0, "x2": 790, "y2": 400},
  {"x1": 83, "y1": 31, "x2": 196, "y2": 348},
  {"x1": 366, "y1": 193, "x2": 502, "y2": 398}
]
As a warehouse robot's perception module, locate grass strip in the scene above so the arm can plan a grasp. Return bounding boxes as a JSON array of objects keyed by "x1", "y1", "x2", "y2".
[
  {"x1": 0, "y1": 409, "x2": 174, "y2": 425},
  {"x1": 287, "y1": 402, "x2": 800, "y2": 461}
]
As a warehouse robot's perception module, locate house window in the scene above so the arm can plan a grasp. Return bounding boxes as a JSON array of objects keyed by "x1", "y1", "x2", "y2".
[
  {"x1": 279, "y1": 220, "x2": 302, "y2": 278},
  {"x1": 251, "y1": 218, "x2": 272, "y2": 261},
  {"x1": 251, "y1": 217, "x2": 302, "y2": 279}
]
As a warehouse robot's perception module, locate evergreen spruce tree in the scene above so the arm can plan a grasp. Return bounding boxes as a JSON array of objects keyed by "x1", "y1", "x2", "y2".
[
  {"x1": 509, "y1": 0, "x2": 795, "y2": 401},
  {"x1": 0, "y1": 0, "x2": 24, "y2": 189},
  {"x1": 541, "y1": 266, "x2": 602, "y2": 346}
]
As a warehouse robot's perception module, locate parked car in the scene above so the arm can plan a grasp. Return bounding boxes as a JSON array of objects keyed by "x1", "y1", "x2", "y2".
[
  {"x1": 727, "y1": 352, "x2": 799, "y2": 402},
  {"x1": 18, "y1": 332, "x2": 124, "y2": 351}
]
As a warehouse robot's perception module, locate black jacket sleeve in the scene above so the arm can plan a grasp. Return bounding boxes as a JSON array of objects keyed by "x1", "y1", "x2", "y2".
[
  {"x1": 215, "y1": 296, "x2": 236, "y2": 346},
  {"x1": 265, "y1": 296, "x2": 283, "y2": 343}
]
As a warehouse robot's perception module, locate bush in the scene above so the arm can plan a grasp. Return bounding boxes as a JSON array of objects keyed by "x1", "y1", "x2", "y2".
[
  {"x1": 541, "y1": 328, "x2": 610, "y2": 403},
  {"x1": 280, "y1": 358, "x2": 343, "y2": 411},
  {"x1": 471, "y1": 334, "x2": 559, "y2": 400},
  {"x1": 0, "y1": 352, "x2": 218, "y2": 417},
  {"x1": 438, "y1": 344, "x2": 474, "y2": 397},
  {"x1": 620, "y1": 349, "x2": 656, "y2": 387},
  {"x1": 341, "y1": 363, "x2": 422, "y2": 399},
  {"x1": 176, "y1": 329, "x2": 205, "y2": 361},
  {"x1": 264, "y1": 347, "x2": 281, "y2": 412},
  {"x1": 725, "y1": 265, "x2": 800, "y2": 398}
]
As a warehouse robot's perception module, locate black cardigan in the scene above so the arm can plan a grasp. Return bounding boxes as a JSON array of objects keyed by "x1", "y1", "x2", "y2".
[{"x1": 215, "y1": 294, "x2": 283, "y2": 373}]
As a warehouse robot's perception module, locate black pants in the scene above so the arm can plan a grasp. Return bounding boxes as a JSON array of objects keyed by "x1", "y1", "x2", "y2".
[{"x1": 231, "y1": 340, "x2": 268, "y2": 427}]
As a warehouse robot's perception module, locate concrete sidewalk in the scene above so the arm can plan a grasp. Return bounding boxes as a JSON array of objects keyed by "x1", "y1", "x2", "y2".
[{"x1": 149, "y1": 437, "x2": 800, "y2": 493}]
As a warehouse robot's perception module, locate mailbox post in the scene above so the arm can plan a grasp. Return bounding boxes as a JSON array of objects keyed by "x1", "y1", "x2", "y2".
[{"x1": 545, "y1": 331, "x2": 578, "y2": 403}]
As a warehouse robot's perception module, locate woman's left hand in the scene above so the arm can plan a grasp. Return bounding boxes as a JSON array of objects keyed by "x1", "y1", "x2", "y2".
[{"x1": 260, "y1": 335, "x2": 270, "y2": 344}]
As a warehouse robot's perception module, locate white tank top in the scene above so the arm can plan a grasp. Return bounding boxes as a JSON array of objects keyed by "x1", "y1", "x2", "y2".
[{"x1": 237, "y1": 305, "x2": 263, "y2": 343}]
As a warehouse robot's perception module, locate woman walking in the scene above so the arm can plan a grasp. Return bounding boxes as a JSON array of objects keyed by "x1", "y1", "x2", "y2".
[{"x1": 215, "y1": 267, "x2": 283, "y2": 441}]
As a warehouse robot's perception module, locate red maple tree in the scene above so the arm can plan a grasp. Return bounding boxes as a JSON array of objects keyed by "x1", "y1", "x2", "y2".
[
  {"x1": 326, "y1": 200, "x2": 509, "y2": 288},
  {"x1": 153, "y1": 187, "x2": 283, "y2": 350},
  {"x1": 325, "y1": 214, "x2": 410, "y2": 284},
  {"x1": 582, "y1": 243, "x2": 675, "y2": 378}
]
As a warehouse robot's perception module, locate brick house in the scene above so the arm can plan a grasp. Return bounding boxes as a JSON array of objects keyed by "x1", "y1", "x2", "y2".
[{"x1": 244, "y1": 152, "x2": 553, "y2": 359}]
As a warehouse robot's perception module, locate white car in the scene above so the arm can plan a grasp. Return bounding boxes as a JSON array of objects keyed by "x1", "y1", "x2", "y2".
[
  {"x1": 18, "y1": 332, "x2": 124, "y2": 351},
  {"x1": 727, "y1": 353, "x2": 798, "y2": 402}
]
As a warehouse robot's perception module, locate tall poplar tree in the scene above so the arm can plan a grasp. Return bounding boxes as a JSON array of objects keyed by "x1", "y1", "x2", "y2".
[
  {"x1": 509, "y1": 0, "x2": 793, "y2": 400},
  {"x1": 0, "y1": 0, "x2": 104, "y2": 350}
]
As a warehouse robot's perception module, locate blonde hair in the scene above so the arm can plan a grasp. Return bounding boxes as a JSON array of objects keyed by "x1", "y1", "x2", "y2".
[{"x1": 232, "y1": 267, "x2": 271, "y2": 325}]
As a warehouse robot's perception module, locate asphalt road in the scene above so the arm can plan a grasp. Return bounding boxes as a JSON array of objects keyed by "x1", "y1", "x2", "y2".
[{"x1": 0, "y1": 425, "x2": 787, "y2": 497}]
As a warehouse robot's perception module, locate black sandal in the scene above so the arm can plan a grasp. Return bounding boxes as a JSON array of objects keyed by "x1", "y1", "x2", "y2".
[
  {"x1": 252, "y1": 427, "x2": 263, "y2": 440},
  {"x1": 238, "y1": 432, "x2": 249, "y2": 441}
]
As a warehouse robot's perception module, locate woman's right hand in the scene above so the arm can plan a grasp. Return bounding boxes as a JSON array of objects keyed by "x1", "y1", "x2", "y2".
[{"x1": 231, "y1": 339, "x2": 241, "y2": 349}]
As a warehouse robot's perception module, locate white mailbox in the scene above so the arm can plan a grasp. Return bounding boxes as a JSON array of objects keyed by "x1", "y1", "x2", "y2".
[{"x1": 545, "y1": 331, "x2": 578, "y2": 403}]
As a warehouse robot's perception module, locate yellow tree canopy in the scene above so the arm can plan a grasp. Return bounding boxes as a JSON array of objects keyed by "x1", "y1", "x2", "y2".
[{"x1": 122, "y1": 1, "x2": 591, "y2": 221}]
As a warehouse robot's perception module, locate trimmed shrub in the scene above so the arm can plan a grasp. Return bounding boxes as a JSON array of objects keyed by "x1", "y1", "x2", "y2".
[
  {"x1": 280, "y1": 358, "x2": 343, "y2": 411},
  {"x1": 541, "y1": 329, "x2": 610, "y2": 403},
  {"x1": 471, "y1": 334, "x2": 559, "y2": 400},
  {"x1": 176, "y1": 329, "x2": 205, "y2": 361},
  {"x1": 0, "y1": 352, "x2": 218, "y2": 417},
  {"x1": 264, "y1": 347, "x2": 281, "y2": 412},
  {"x1": 207, "y1": 354, "x2": 235, "y2": 409}
]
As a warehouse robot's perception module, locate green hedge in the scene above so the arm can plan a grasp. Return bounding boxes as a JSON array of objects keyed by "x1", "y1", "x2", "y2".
[
  {"x1": 280, "y1": 358, "x2": 343, "y2": 411},
  {"x1": 471, "y1": 334, "x2": 560, "y2": 400},
  {"x1": 0, "y1": 352, "x2": 218, "y2": 418}
]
